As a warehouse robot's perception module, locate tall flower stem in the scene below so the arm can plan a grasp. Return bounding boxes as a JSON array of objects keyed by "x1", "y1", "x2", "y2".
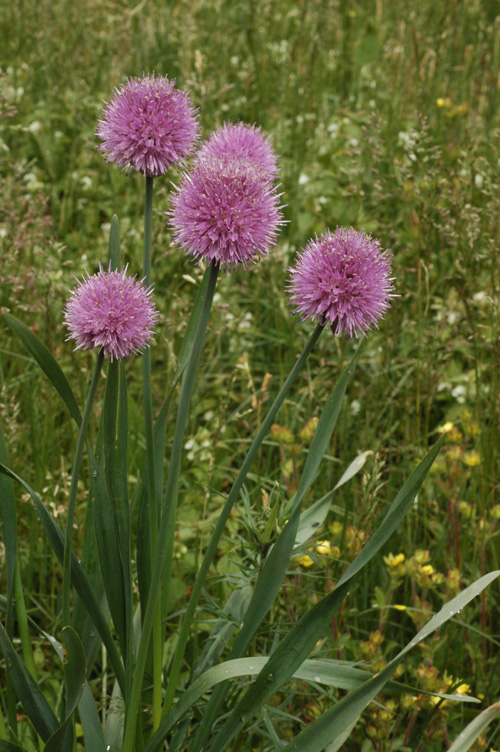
[
  {"x1": 161, "y1": 322, "x2": 323, "y2": 719},
  {"x1": 141, "y1": 175, "x2": 163, "y2": 730},
  {"x1": 122, "y1": 261, "x2": 219, "y2": 752},
  {"x1": 62, "y1": 351, "x2": 104, "y2": 627}
]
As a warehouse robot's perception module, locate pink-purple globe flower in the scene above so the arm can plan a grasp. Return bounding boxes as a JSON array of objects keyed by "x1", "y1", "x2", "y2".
[
  {"x1": 169, "y1": 156, "x2": 284, "y2": 269},
  {"x1": 288, "y1": 228, "x2": 395, "y2": 337},
  {"x1": 196, "y1": 122, "x2": 279, "y2": 181},
  {"x1": 64, "y1": 266, "x2": 158, "y2": 360},
  {"x1": 96, "y1": 74, "x2": 199, "y2": 177}
]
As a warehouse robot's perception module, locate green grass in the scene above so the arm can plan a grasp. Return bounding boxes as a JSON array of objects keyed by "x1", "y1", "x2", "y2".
[{"x1": 1, "y1": 0, "x2": 500, "y2": 749}]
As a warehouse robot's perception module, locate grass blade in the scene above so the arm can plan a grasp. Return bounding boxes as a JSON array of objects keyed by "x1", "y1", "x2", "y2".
[
  {"x1": 447, "y1": 701, "x2": 500, "y2": 751},
  {"x1": 281, "y1": 571, "x2": 500, "y2": 751},
  {"x1": 208, "y1": 433, "x2": 446, "y2": 751},
  {"x1": 0, "y1": 621, "x2": 58, "y2": 742},
  {"x1": 3, "y1": 313, "x2": 81, "y2": 427},
  {"x1": 0, "y1": 462, "x2": 126, "y2": 695}
]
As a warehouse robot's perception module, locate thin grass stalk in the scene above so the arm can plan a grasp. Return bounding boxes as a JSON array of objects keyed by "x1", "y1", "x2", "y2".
[
  {"x1": 62, "y1": 351, "x2": 104, "y2": 627},
  {"x1": 122, "y1": 261, "x2": 219, "y2": 752},
  {"x1": 160, "y1": 323, "x2": 324, "y2": 720}
]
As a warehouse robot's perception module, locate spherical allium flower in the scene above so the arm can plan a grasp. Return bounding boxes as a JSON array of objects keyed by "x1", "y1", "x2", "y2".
[
  {"x1": 64, "y1": 266, "x2": 158, "y2": 360},
  {"x1": 196, "y1": 122, "x2": 279, "y2": 181},
  {"x1": 96, "y1": 74, "x2": 199, "y2": 177},
  {"x1": 169, "y1": 156, "x2": 284, "y2": 269},
  {"x1": 288, "y1": 227, "x2": 395, "y2": 337}
]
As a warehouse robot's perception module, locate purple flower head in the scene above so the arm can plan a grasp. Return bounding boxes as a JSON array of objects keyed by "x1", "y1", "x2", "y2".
[
  {"x1": 96, "y1": 74, "x2": 199, "y2": 177},
  {"x1": 288, "y1": 228, "x2": 395, "y2": 337},
  {"x1": 64, "y1": 265, "x2": 158, "y2": 360},
  {"x1": 169, "y1": 156, "x2": 284, "y2": 270},
  {"x1": 196, "y1": 122, "x2": 279, "y2": 181}
]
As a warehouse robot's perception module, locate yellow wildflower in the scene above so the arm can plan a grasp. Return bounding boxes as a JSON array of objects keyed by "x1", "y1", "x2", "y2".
[
  {"x1": 438, "y1": 421, "x2": 454, "y2": 433},
  {"x1": 384, "y1": 553, "x2": 405, "y2": 567},
  {"x1": 316, "y1": 540, "x2": 331, "y2": 556},
  {"x1": 463, "y1": 450, "x2": 480, "y2": 467},
  {"x1": 297, "y1": 554, "x2": 314, "y2": 568}
]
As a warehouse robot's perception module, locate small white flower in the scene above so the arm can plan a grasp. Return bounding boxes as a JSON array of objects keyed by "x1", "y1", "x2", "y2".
[{"x1": 298, "y1": 172, "x2": 309, "y2": 186}]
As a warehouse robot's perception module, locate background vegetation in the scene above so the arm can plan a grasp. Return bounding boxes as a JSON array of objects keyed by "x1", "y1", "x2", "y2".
[{"x1": 1, "y1": 0, "x2": 499, "y2": 749}]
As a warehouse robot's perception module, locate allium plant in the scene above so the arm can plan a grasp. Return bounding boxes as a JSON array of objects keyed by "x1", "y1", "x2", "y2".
[{"x1": 0, "y1": 78, "x2": 498, "y2": 752}]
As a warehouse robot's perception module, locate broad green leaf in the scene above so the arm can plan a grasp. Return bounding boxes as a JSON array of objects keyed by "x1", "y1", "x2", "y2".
[
  {"x1": 0, "y1": 462, "x2": 126, "y2": 695},
  {"x1": 78, "y1": 682, "x2": 107, "y2": 752},
  {"x1": 208, "y1": 434, "x2": 446, "y2": 752},
  {"x1": 3, "y1": 314, "x2": 81, "y2": 427},
  {"x1": 448, "y1": 701, "x2": 500, "y2": 751},
  {"x1": 0, "y1": 742, "x2": 24, "y2": 751},
  {"x1": 281, "y1": 572, "x2": 500, "y2": 751},
  {"x1": 0, "y1": 621, "x2": 58, "y2": 742}
]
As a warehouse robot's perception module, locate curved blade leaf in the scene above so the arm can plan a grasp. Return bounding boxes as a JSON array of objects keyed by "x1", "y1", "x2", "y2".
[
  {"x1": 0, "y1": 462, "x2": 126, "y2": 694},
  {"x1": 3, "y1": 313, "x2": 81, "y2": 427},
  {"x1": 0, "y1": 621, "x2": 58, "y2": 741},
  {"x1": 281, "y1": 571, "x2": 500, "y2": 751},
  {"x1": 448, "y1": 701, "x2": 500, "y2": 752}
]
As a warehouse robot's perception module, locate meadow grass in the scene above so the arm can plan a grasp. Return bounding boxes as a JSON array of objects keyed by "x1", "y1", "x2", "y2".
[{"x1": 1, "y1": 0, "x2": 500, "y2": 749}]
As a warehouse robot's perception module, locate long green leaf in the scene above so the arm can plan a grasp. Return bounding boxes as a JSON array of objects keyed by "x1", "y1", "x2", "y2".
[
  {"x1": 0, "y1": 421, "x2": 16, "y2": 615},
  {"x1": 281, "y1": 572, "x2": 500, "y2": 751},
  {"x1": 0, "y1": 621, "x2": 58, "y2": 742},
  {"x1": 144, "y1": 654, "x2": 475, "y2": 752},
  {"x1": 43, "y1": 627, "x2": 86, "y2": 752},
  {"x1": 295, "y1": 450, "x2": 372, "y2": 546},
  {"x1": 78, "y1": 682, "x2": 107, "y2": 752},
  {"x1": 208, "y1": 434, "x2": 446, "y2": 751},
  {"x1": 0, "y1": 462, "x2": 126, "y2": 694},
  {"x1": 192, "y1": 348, "x2": 359, "y2": 751},
  {"x1": 96, "y1": 360, "x2": 128, "y2": 658},
  {"x1": 448, "y1": 701, "x2": 500, "y2": 752},
  {"x1": 0, "y1": 742, "x2": 24, "y2": 751},
  {"x1": 3, "y1": 313, "x2": 81, "y2": 427}
]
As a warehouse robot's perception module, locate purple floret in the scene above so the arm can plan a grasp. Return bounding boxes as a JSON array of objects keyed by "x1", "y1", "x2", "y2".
[
  {"x1": 96, "y1": 74, "x2": 199, "y2": 177},
  {"x1": 169, "y1": 156, "x2": 284, "y2": 270},
  {"x1": 64, "y1": 266, "x2": 158, "y2": 360},
  {"x1": 288, "y1": 228, "x2": 395, "y2": 337}
]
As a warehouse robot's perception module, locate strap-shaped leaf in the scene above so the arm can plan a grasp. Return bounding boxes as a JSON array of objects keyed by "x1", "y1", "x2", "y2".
[
  {"x1": 208, "y1": 434, "x2": 446, "y2": 752},
  {"x1": 144, "y1": 653, "x2": 476, "y2": 752},
  {"x1": 78, "y1": 681, "x2": 107, "y2": 752},
  {"x1": 3, "y1": 313, "x2": 81, "y2": 427},
  {"x1": 0, "y1": 621, "x2": 58, "y2": 742},
  {"x1": 43, "y1": 627, "x2": 86, "y2": 752},
  {"x1": 448, "y1": 700, "x2": 500, "y2": 752},
  {"x1": 191, "y1": 348, "x2": 359, "y2": 752},
  {"x1": 280, "y1": 572, "x2": 500, "y2": 751}
]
